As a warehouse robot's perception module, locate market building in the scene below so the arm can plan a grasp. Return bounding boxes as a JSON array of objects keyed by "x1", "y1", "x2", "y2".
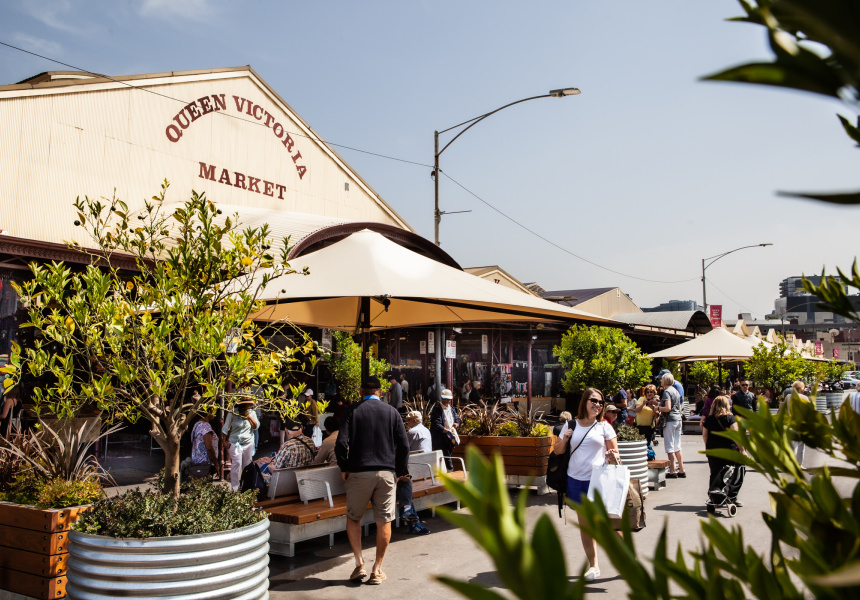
[{"x1": 0, "y1": 66, "x2": 433, "y2": 358}]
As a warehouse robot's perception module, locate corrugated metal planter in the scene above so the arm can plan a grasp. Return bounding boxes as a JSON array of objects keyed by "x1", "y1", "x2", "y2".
[
  {"x1": 65, "y1": 517, "x2": 270, "y2": 600},
  {"x1": 617, "y1": 440, "x2": 649, "y2": 498}
]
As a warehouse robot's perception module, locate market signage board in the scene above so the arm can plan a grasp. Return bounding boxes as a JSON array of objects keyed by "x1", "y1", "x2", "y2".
[
  {"x1": 481, "y1": 334, "x2": 488, "y2": 355},
  {"x1": 445, "y1": 340, "x2": 456, "y2": 359},
  {"x1": 427, "y1": 331, "x2": 435, "y2": 353},
  {"x1": 709, "y1": 305, "x2": 722, "y2": 328}
]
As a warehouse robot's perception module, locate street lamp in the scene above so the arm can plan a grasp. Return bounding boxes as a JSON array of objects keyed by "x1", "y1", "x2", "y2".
[
  {"x1": 701, "y1": 243, "x2": 773, "y2": 310},
  {"x1": 433, "y1": 87, "x2": 581, "y2": 246}
]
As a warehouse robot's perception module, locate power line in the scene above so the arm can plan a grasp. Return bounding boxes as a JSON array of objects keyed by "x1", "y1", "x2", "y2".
[
  {"x1": 1, "y1": 39, "x2": 700, "y2": 286},
  {"x1": 706, "y1": 278, "x2": 762, "y2": 317},
  {"x1": 0, "y1": 40, "x2": 433, "y2": 169},
  {"x1": 441, "y1": 172, "x2": 699, "y2": 285}
]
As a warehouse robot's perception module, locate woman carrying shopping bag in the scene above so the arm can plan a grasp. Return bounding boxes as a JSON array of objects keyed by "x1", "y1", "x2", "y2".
[{"x1": 553, "y1": 388, "x2": 619, "y2": 583}]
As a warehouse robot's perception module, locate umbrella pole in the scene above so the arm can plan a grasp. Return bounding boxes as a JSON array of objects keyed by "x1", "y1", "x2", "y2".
[
  {"x1": 434, "y1": 325, "x2": 442, "y2": 403},
  {"x1": 360, "y1": 297, "x2": 370, "y2": 381}
]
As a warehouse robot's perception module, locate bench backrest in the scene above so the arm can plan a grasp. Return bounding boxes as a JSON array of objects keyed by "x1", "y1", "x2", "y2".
[
  {"x1": 268, "y1": 467, "x2": 300, "y2": 500},
  {"x1": 408, "y1": 450, "x2": 445, "y2": 482},
  {"x1": 295, "y1": 465, "x2": 345, "y2": 506}
]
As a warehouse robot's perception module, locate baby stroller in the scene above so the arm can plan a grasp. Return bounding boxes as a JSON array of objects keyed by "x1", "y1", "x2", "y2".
[{"x1": 706, "y1": 464, "x2": 745, "y2": 517}]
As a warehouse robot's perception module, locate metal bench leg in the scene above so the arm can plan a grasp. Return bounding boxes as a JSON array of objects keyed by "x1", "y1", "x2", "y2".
[
  {"x1": 363, "y1": 524, "x2": 369, "y2": 536},
  {"x1": 288, "y1": 543, "x2": 295, "y2": 558},
  {"x1": 432, "y1": 506, "x2": 436, "y2": 517},
  {"x1": 456, "y1": 501, "x2": 460, "y2": 510},
  {"x1": 329, "y1": 533, "x2": 334, "y2": 547}
]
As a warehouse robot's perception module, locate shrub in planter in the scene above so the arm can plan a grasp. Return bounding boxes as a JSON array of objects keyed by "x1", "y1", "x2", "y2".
[
  {"x1": 529, "y1": 423, "x2": 550, "y2": 438},
  {"x1": 0, "y1": 474, "x2": 101, "y2": 509},
  {"x1": 615, "y1": 424, "x2": 645, "y2": 442},
  {"x1": 74, "y1": 475, "x2": 263, "y2": 538},
  {"x1": 496, "y1": 422, "x2": 520, "y2": 437}
]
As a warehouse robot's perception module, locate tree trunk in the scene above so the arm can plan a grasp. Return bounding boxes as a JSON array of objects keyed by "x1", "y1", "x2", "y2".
[{"x1": 162, "y1": 438, "x2": 181, "y2": 498}]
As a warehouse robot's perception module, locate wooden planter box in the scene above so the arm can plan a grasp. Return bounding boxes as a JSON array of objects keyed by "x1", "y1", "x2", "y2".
[
  {"x1": 0, "y1": 502, "x2": 90, "y2": 599},
  {"x1": 452, "y1": 435, "x2": 554, "y2": 477}
]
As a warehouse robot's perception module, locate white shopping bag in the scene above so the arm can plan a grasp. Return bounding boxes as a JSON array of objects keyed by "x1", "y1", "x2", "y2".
[{"x1": 587, "y1": 463, "x2": 630, "y2": 518}]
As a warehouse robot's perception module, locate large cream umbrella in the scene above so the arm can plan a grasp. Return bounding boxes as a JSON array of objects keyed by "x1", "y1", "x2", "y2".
[
  {"x1": 650, "y1": 327, "x2": 760, "y2": 380},
  {"x1": 244, "y1": 229, "x2": 617, "y2": 404},
  {"x1": 249, "y1": 229, "x2": 615, "y2": 330}
]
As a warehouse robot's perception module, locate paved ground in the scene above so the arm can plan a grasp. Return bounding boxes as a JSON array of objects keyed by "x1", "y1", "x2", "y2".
[{"x1": 267, "y1": 433, "x2": 799, "y2": 599}]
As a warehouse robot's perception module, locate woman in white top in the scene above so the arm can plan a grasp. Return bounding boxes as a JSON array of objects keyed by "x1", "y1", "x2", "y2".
[{"x1": 553, "y1": 388, "x2": 619, "y2": 583}]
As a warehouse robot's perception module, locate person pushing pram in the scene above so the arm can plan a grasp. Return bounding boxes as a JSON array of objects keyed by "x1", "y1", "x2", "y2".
[{"x1": 701, "y1": 395, "x2": 745, "y2": 515}]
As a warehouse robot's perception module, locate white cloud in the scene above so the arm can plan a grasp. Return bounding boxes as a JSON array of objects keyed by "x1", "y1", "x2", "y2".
[
  {"x1": 139, "y1": 0, "x2": 215, "y2": 21},
  {"x1": 20, "y1": 0, "x2": 86, "y2": 35},
  {"x1": 9, "y1": 32, "x2": 62, "y2": 58}
]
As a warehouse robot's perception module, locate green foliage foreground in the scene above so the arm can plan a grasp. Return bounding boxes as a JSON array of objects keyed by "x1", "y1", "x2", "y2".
[{"x1": 438, "y1": 396, "x2": 860, "y2": 599}]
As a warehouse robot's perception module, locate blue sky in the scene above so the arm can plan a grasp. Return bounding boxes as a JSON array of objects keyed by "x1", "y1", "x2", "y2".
[{"x1": 2, "y1": 1, "x2": 858, "y2": 320}]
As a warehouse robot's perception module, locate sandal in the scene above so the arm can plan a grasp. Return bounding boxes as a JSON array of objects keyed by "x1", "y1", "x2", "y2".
[
  {"x1": 349, "y1": 564, "x2": 367, "y2": 581},
  {"x1": 367, "y1": 570, "x2": 387, "y2": 585}
]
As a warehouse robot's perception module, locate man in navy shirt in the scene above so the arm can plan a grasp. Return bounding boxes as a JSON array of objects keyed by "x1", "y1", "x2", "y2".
[{"x1": 335, "y1": 376, "x2": 409, "y2": 584}]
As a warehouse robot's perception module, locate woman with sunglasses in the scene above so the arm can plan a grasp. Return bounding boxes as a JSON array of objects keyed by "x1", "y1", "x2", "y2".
[{"x1": 552, "y1": 387, "x2": 619, "y2": 582}]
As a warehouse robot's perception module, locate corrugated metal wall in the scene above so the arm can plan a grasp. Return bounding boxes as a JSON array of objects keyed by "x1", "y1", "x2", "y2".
[{"x1": 0, "y1": 71, "x2": 407, "y2": 246}]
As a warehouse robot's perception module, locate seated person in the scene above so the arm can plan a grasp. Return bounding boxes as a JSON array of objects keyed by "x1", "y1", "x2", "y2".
[
  {"x1": 271, "y1": 418, "x2": 315, "y2": 469},
  {"x1": 399, "y1": 410, "x2": 432, "y2": 535},
  {"x1": 405, "y1": 410, "x2": 432, "y2": 452},
  {"x1": 313, "y1": 416, "x2": 340, "y2": 465},
  {"x1": 553, "y1": 411, "x2": 573, "y2": 436}
]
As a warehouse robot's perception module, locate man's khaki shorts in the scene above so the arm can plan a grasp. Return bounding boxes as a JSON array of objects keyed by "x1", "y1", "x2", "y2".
[{"x1": 344, "y1": 470, "x2": 396, "y2": 522}]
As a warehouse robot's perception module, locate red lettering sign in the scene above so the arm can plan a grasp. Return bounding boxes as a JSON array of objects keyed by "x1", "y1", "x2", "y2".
[
  {"x1": 198, "y1": 162, "x2": 289, "y2": 200},
  {"x1": 166, "y1": 93, "x2": 308, "y2": 180}
]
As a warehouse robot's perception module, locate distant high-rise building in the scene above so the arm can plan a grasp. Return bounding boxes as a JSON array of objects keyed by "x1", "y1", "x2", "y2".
[{"x1": 771, "y1": 275, "x2": 859, "y2": 325}]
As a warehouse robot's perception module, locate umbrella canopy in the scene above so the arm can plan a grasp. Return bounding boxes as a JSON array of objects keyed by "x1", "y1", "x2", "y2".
[
  {"x1": 247, "y1": 229, "x2": 616, "y2": 330},
  {"x1": 650, "y1": 327, "x2": 759, "y2": 361}
]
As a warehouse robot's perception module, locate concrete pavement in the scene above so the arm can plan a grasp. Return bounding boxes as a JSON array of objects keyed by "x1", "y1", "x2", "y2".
[{"x1": 268, "y1": 433, "x2": 788, "y2": 599}]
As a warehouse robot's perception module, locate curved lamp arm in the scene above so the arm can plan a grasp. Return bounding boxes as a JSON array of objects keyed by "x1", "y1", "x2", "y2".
[{"x1": 436, "y1": 88, "x2": 580, "y2": 158}]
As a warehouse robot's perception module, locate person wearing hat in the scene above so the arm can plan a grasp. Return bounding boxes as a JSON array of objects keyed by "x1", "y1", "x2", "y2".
[
  {"x1": 603, "y1": 404, "x2": 620, "y2": 429},
  {"x1": 429, "y1": 388, "x2": 459, "y2": 471},
  {"x1": 272, "y1": 416, "x2": 315, "y2": 470},
  {"x1": 335, "y1": 375, "x2": 410, "y2": 584},
  {"x1": 222, "y1": 400, "x2": 259, "y2": 491}
]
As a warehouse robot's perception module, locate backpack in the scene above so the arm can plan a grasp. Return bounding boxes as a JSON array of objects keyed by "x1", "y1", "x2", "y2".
[
  {"x1": 240, "y1": 462, "x2": 268, "y2": 501},
  {"x1": 646, "y1": 445, "x2": 656, "y2": 461},
  {"x1": 548, "y1": 420, "x2": 597, "y2": 517}
]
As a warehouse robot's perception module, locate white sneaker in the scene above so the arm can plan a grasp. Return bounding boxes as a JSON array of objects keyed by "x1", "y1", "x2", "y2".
[{"x1": 584, "y1": 566, "x2": 600, "y2": 582}]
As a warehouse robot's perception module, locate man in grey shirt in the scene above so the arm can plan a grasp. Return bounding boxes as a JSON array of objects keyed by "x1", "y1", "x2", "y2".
[
  {"x1": 388, "y1": 375, "x2": 403, "y2": 410},
  {"x1": 399, "y1": 373, "x2": 409, "y2": 399}
]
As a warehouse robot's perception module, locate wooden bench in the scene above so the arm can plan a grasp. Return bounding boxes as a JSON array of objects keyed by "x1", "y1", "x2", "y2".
[
  {"x1": 647, "y1": 460, "x2": 669, "y2": 490},
  {"x1": 682, "y1": 419, "x2": 702, "y2": 435},
  {"x1": 260, "y1": 459, "x2": 467, "y2": 557}
]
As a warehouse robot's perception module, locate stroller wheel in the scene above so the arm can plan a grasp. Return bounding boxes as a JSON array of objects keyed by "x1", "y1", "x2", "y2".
[{"x1": 727, "y1": 504, "x2": 737, "y2": 518}]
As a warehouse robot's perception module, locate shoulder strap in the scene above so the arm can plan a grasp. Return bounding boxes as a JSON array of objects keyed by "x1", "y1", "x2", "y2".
[
  {"x1": 569, "y1": 421, "x2": 597, "y2": 455},
  {"x1": 296, "y1": 436, "x2": 316, "y2": 455}
]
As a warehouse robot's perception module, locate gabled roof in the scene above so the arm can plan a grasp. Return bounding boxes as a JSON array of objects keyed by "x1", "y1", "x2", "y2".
[
  {"x1": 0, "y1": 66, "x2": 411, "y2": 233},
  {"x1": 465, "y1": 266, "x2": 536, "y2": 295},
  {"x1": 540, "y1": 287, "x2": 616, "y2": 307}
]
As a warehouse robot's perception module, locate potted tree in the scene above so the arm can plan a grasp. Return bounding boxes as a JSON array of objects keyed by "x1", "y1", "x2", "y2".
[
  {"x1": 2, "y1": 184, "x2": 316, "y2": 599},
  {"x1": 745, "y1": 342, "x2": 814, "y2": 410},
  {"x1": 553, "y1": 324, "x2": 652, "y2": 409}
]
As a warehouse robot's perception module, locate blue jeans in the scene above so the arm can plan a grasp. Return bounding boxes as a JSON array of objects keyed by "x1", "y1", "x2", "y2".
[
  {"x1": 566, "y1": 477, "x2": 590, "y2": 505},
  {"x1": 396, "y1": 478, "x2": 414, "y2": 512}
]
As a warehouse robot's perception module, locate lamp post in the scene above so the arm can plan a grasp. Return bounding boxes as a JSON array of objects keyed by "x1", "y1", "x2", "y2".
[
  {"x1": 701, "y1": 243, "x2": 773, "y2": 311},
  {"x1": 433, "y1": 87, "x2": 581, "y2": 246}
]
